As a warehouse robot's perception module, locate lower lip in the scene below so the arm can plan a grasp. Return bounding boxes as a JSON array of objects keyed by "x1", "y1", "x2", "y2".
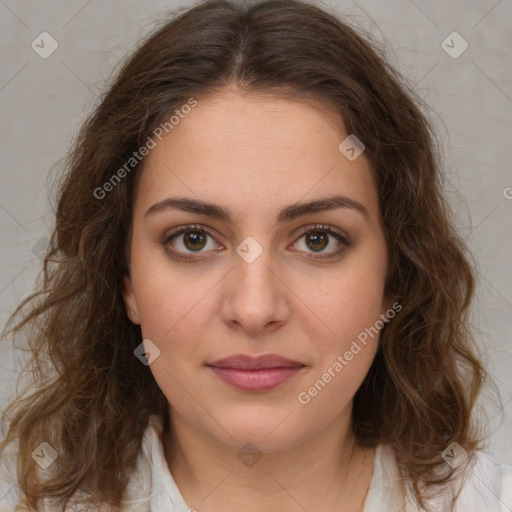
[{"x1": 207, "y1": 366, "x2": 304, "y2": 391}]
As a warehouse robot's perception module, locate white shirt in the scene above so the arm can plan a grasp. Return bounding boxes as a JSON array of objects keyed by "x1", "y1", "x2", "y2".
[
  {"x1": 117, "y1": 415, "x2": 512, "y2": 512},
  {"x1": 3, "y1": 414, "x2": 512, "y2": 511}
]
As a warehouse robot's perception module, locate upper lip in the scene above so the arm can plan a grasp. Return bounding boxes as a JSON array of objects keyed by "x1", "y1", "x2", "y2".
[{"x1": 207, "y1": 353, "x2": 305, "y2": 370}]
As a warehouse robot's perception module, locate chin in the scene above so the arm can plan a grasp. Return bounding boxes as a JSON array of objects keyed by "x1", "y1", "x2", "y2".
[{"x1": 211, "y1": 407, "x2": 314, "y2": 452}]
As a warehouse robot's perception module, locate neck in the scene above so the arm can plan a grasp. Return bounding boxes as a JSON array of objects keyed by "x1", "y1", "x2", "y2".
[{"x1": 163, "y1": 408, "x2": 375, "y2": 512}]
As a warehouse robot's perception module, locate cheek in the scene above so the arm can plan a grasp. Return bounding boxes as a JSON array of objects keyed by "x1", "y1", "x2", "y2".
[
  {"x1": 135, "y1": 273, "x2": 213, "y2": 353},
  {"x1": 132, "y1": 268, "x2": 214, "y2": 410},
  {"x1": 302, "y1": 241, "x2": 387, "y2": 398},
  {"x1": 297, "y1": 270, "x2": 384, "y2": 412},
  {"x1": 298, "y1": 345, "x2": 377, "y2": 423},
  {"x1": 130, "y1": 231, "x2": 211, "y2": 328},
  {"x1": 308, "y1": 247, "x2": 388, "y2": 344}
]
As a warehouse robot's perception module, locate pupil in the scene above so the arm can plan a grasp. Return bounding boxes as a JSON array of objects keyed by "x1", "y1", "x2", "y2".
[
  {"x1": 307, "y1": 231, "x2": 327, "y2": 251},
  {"x1": 185, "y1": 231, "x2": 205, "y2": 251}
]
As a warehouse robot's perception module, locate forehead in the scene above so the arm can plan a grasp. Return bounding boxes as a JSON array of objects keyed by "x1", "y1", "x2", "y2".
[{"x1": 134, "y1": 88, "x2": 380, "y2": 225}]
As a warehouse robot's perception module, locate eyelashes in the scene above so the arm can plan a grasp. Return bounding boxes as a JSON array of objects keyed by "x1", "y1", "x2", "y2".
[
  {"x1": 162, "y1": 224, "x2": 219, "y2": 261},
  {"x1": 161, "y1": 223, "x2": 350, "y2": 262}
]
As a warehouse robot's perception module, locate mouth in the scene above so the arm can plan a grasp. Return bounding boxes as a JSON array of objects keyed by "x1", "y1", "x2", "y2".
[{"x1": 206, "y1": 353, "x2": 305, "y2": 391}]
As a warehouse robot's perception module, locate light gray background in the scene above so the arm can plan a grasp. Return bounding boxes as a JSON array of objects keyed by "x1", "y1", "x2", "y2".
[{"x1": 1, "y1": 0, "x2": 511, "y2": 507}]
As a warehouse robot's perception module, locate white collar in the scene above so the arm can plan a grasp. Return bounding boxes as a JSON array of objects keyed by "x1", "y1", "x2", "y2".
[{"x1": 119, "y1": 414, "x2": 512, "y2": 512}]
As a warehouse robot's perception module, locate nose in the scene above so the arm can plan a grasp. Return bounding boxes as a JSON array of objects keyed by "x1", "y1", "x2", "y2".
[{"x1": 220, "y1": 243, "x2": 291, "y2": 337}]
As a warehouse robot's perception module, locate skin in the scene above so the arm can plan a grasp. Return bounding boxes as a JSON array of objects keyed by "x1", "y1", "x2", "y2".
[{"x1": 123, "y1": 85, "x2": 392, "y2": 512}]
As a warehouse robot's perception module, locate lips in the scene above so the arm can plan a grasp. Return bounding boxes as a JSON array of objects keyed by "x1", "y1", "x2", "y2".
[
  {"x1": 207, "y1": 353, "x2": 304, "y2": 370},
  {"x1": 206, "y1": 353, "x2": 305, "y2": 391}
]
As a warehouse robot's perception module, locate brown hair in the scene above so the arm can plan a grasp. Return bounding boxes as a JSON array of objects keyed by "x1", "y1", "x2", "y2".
[{"x1": 0, "y1": 0, "x2": 489, "y2": 510}]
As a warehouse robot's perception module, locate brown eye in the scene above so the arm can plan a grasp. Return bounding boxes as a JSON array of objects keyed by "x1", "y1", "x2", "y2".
[
  {"x1": 182, "y1": 230, "x2": 208, "y2": 251},
  {"x1": 293, "y1": 224, "x2": 350, "y2": 260},
  {"x1": 304, "y1": 230, "x2": 329, "y2": 252},
  {"x1": 162, "y1": 224, "x2": 220, "y2": 261},
  {"x1": 162, "y1": 223, "x2": 349, "y2": 263}
]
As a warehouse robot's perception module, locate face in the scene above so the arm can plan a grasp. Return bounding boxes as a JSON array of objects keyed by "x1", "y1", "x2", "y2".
[{"x1": 123, "y1": 86, "x2": 391, "y2": 453}]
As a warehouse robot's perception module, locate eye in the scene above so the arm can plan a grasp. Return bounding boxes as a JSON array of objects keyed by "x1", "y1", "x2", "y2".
[
  {"x1": 292, "y1": 224, "x2": 350, "y2": 260},
  {"x1": 162, "y1": 224, "x2": 220, "y2": 261},
  {"x1": 162, "y1": 223, "x2": 350, "y2": 262}
]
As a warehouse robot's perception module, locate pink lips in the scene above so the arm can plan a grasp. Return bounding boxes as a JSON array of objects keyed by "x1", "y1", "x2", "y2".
[{"x1": 206, "y1": 353, "x2": 305, "y2": 391}]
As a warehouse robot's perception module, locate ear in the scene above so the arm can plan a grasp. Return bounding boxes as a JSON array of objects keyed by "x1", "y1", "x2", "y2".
[{"x1": 123, "y1": 275, "x2": 140, "y2": 324}]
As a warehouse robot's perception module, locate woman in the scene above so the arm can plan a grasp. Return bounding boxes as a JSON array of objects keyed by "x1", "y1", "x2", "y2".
[{"x1": 1, "y1": 0, "x2": 510, "y2": 510}]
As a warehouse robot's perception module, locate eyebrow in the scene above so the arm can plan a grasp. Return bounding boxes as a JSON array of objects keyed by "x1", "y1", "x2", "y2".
[{"x1": 144, "y1": 195, "x2": 370, "y2": 223}]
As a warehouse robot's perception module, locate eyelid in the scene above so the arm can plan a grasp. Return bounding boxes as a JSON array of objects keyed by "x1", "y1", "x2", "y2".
[
  {"x1": 297, "y1": 223, "x2": 347, "y2": 239},
  {"x1": 163, "y1": 223, "x2": 217, "y2": 242}
]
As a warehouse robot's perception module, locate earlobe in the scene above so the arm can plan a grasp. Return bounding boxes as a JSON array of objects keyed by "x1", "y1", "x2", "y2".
[{"x1": 122, "y1": 275, "x2": 140, "y2": 324}]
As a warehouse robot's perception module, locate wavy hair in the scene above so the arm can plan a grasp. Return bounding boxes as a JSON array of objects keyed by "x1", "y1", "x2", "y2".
[{"x1": 1, "y1": 0, "x2": 488, "y2": 510}]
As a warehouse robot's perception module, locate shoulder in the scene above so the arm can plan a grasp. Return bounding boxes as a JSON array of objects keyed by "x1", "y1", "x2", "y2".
[
  {"x1": 368, "y1": 444, "x2": 512, "y2": 511},
  {"x1": 10, "y1": 415, "x2": 166, "y2": 512},
  {"x1": 452, "y1": 450, "x2": 512, "y2": 511},
  {"x1": 407, "y1": 449, "x2": 512, "y2": 511},
  {"x1": 121, "y1": 414, "x2": 189, "y2": 511}
]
